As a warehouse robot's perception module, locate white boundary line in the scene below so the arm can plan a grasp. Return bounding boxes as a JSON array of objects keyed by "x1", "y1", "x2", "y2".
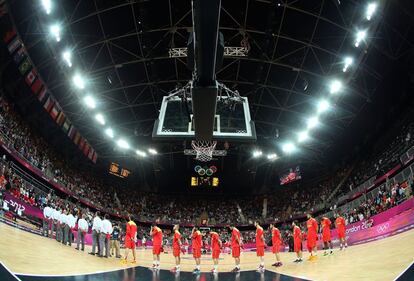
[
  {"x1": 0, "y1": 262, "x2": 22, "y2": 281},
  {"x1": 393, "y1": 260, "x2": 414, "y2": 281}
]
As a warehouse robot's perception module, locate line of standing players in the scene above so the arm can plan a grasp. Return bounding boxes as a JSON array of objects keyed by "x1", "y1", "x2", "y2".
[{"x1": 120, "y1": 212, "x2": 347, "y2": 274}]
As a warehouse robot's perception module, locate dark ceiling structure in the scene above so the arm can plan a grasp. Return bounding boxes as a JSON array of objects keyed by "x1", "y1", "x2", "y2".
[{"x1": 3, "y1": 0, "x2": 414, "y2": 191}]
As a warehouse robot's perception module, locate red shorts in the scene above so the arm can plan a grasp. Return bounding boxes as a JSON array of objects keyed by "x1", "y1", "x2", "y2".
[
  {"x1": 193, "y1": 248, "x2": 201, "y2": 258},
  {"x1": 173, "y1": 247, "x2": 181, "y2": 257},
  {"x1": 338, "y1": 229, "x2": 345, "y2": 239},
  {"x1": 322, "y1": 231, "x2": 331, "y2": 242},
  {"x1": 232, "y1": 246, "x2": 240, "y2": 258},
  {"x1": 256, "y1": 246, "x2": 264, "y2": 257},
  {"x1": 125, "y1": 239, "x2": 136, "y2": 249},
  {"x1": 153, "y1": 245, "x2": 162, "y2": 255},
  {"x1": 212, "y1": 249, "x2": 220, "y2": 259},
  {"x1": 307, "y1": 235, "x2": 317, "y2": 249},
  {"x1": 272, "y1": 242, "x2": 281, "y2": 254},
  {"x1": 294, "y1": 239, "x2": 302, "y2": 253}
]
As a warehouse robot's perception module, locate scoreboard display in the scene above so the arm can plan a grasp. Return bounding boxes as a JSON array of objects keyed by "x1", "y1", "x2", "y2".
[
  {"x1": 190, "y1": 165, "x2": 219, "y2": 187},
  {"x1": 109, "y1": 162, "x2": 131, "y2": 179},
  {"x1": 279, "y1": 166, "x2": 301, "y2": 185}
]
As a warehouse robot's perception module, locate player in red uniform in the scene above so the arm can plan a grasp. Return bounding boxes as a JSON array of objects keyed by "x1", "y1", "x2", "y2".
[
  {"x1": 170, "y1": 224, "x2": 182, "y2": 273},
  {"x1": 122, "y1": 215, "x2": 137, "y2": 264},
  {"x1": 306, "y1": 213, "x2": 318, "y2": 260},
  {"x1": 321, "y1": 216, "x2": 333, "y2": 255},
  {"x1": 229, "y1": 224, "x2": 242, "y2": 272},
  {"x1": 209, "y1": 229, "x2": 222, "y2": 273},
  {"x1": 254, "y1": 220, "x2": 265, "y2": 271},
  {"x1": 270, "y1": 224, "x2": 283, "y2": 267},
  {"x1": 150, "y1": 222, "x2": 163, "y2": 270},
  {"x1": 292, "y1": 221, "x2": 303, "y2": 263},
  {"x1": 335, "y1": 212, "x2": 347, "y2": 250},
  {"x1": 191, "y1": 226, "x2": 202, "y2": 274}
]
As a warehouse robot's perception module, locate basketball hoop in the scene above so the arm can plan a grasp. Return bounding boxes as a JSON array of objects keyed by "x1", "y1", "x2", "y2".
[{"x1": 191, "y1": 140, "x2": 217, "y2": 162}]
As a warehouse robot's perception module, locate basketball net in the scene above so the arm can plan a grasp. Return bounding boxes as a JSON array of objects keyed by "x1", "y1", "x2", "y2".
[{"x1": 191, "y1": 140, "x2": 217, "y2": 162}]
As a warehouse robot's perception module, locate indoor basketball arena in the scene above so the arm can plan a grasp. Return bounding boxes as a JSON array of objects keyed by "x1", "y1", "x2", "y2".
[{"x1": 0, "y1": 0, "x2": 414, "y2": 281}]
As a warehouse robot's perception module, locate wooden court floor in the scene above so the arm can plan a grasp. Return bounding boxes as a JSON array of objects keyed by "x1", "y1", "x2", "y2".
[{"x1": 0, "y1": 223, "x2": 413, "y2": 281}]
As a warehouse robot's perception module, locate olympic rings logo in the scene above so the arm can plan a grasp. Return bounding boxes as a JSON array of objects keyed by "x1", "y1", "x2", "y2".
[{"x1": 376, "y1": 223, "x2": 389, "y2": 234}]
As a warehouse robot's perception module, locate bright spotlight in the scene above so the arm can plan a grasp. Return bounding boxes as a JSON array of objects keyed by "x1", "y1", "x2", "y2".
[
  {"x1": 62, "y1": 50, "x2": 72, "y2": 67},
  {"x1": 84, "y1": 95, "x2": 96, "y2": 109},
  {"x1": 41, "y1": 0, "x2": 52, "y2": 14},
  {"x1": 136, "y1": 149, "x2": 147, "y2": 157},
  {"x1": 72, "y1": 74, "x2": 85, "y2": 89},
  {"x1": 282, "y1": 142, "x2": 296, "y2": 153},
  {"x1": 267, "y1": 153, "x2": 278, "y2": 160},
  {"x1": 148, "y1": 148, "x2": 157, "y2": 155},
  {"x1": 366, "y1": 2, "x2": 377, "y2": 21},
  {"x1": 329, "y1": 80, "x2": 342, "y2": 94},
  {"x1": 307, "y1": 116, "x2": 319, "y2": 129},
  {"x1": 95, "y1": 113, "x2": 105, "y2": 125},
  {"x1": 354, "y1": 30, "x2": 366, "y2": 47},
  {"x1": 117, "y1": 139, "x2": 130, "y2": 149},
  {"x1": 253, "y1": 150, "x2": 262, "y2": 158},
  {"x1": 317, "y1": 99, "x2": 330, "y2": 113},
  {"x1": 50, "y1": 24, "x2": 61, "y2": 42},
  {"x1": 343, "y1": 57, "x2": 353, "y2": 72},
  {"x1": 297, "y1": 131, "x2": 309, "y2": 143},
  {"x1": 105, "y1": 128, "x2": 114, "y2": 138}
]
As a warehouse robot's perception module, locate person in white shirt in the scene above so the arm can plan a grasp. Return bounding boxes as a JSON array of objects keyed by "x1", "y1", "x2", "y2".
[
  {"x1": 89, "y1": 211, "x2": 102, "y2": 256},
  {"x1": 100, "y1": 214, "x2": 113, "y2": 258},
  {"x1": 65, "y1": 210, "x2": 76, "y2": 246},
  {"x1": 53, "y1": 208, "x2": 62, "y2": 242},
  {"x1": 59, "y1": 209, "x2": 68, "y2": 245},
  {"x1": 76, "y1": 213, "x2": 88, "y2": 251},
  {"x1": 42, "y1": 205, "x2": 52, "y2": 237}
]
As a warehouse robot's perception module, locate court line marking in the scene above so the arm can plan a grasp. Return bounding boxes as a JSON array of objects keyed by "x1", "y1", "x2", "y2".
[
  {"x1": 393, "y1": 260, "x2": 414, "y2": 281},
  {"x1": 0, "y1": 262, "x2": 22, "y2": 281}
]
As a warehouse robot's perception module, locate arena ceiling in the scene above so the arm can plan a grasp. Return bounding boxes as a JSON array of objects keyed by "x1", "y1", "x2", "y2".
[{"x1": 5, "y1": 0, "x2": 414, "y2": 172}]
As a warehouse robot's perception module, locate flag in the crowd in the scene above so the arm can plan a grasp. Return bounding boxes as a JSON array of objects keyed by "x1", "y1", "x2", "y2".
[
  {"x1": 62, "y1": 119, "x2": 71, "y2": 133},
  {"x1": 88, "y1": 148, "x2": 94, "y2": 160},
  {"x1": 13, "y1": 46, "x2": 26, "y2": 63},
  {"x1": 3, "y1": 27, "x2": 17, "y2": 43},
  {"x1": 25, "y1": 69, "x2": 37, "y2": 86},
  {"x1": 43, "y1": 96, "x2": 55, "y2": 113},
  {"x1": 92, "y1": 151, "x2": 98, "y2": 163},
  {"x1": 49, "y1": 101, "x2": 61, "y2": 120},
  {"x1": 7, "y1": 37, "x2": 22, "y2": 54},
  {"x1": 38, "y1": 86, "x2": 47, "y2": 102},
  {"x1": 56, "y1": 111, "x2": 66, "y2": 126},
  {"x1": 18, "y1": 57, "x2": 31, "y2": 75},
  {"x1": 67, "y1": 125, "x2": 75, "y2": 139},
  {"x1": 83, "y1": 142, "x2": 90, "y2": 156},
  {"x1": 73, "y1": 131, "x2": 81, "y2": 145},
  {"x1": 31, "y1": 77, "x2": 43, "y2": 94},
  {"x1": 78, "y1": 137, "x2": 85, "y2": 150}
]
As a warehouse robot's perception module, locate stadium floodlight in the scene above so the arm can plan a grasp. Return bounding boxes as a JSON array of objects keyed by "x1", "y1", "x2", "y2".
[
  {"x1": 62, "y1": 50, "x2": 72, "y2": 67},
  {"x1": 117, "y1": 139, "x2": 130, "y2": 150},
  {"x1": 366, "y1": 2, "x2": 377, "y2": 21},
  {"x1": 136, "y1": 149, "x2": 147, "y2": 157},
  {"x1": 329, "y1": 80, "x2": 342, "y2": 94},
  {"x1": 354, "y1": 30, "x2": 367, "y2": 47},
  {"x1": 307, "y1": 116, "x2": 319, "y2": 129},
  {"x1": 267, "y1": 153, "x2": 278, "y2": 160},
  {"x1": 317, "y1": 99, "x2": 330, "y2": 113},
  {"x1": 50, "y1": 24, "x2": 61, "y2": 42},
  {"x1": 72, "y1": 74, "x2": 85, "y2": 89},
  {"x1": 83, "y1": 95, "x2": 96, "y2": 109},
  {"x1": 252, "y1": 150, "x2": 262, "y2": 158},
  {"x1": 41, "y1": 0, "x2": 52, "y2": 15},
  {"x1": 105, "y1": 128, "x2": 114, "y2": 138},
  {"x1": 95, "y1": 113, "x2": 105, "y2": 125},
  {"x1": 297, "y1": 131, "x2": 309, "y2": 143},
  {"x1": 148, "y1": 148, "x2": 157, "y2": 155},
  {"x1": 282, "y1": 142, "x2": 296, "y2": 153},
  {"x1": 343, "y1": 57, "x2": 353, "y2": 72}
]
